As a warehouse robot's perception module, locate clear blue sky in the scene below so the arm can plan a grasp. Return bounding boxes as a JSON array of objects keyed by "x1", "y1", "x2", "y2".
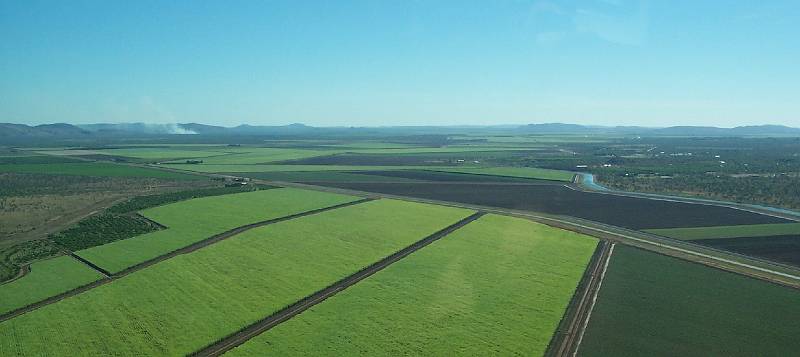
[{"x1": 1, "y1": 0, "x2": 798, "y2": 127}]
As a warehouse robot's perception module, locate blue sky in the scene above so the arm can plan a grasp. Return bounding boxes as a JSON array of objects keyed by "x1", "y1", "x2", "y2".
[{"x1": 1, "y1": 0, "x2": 798, "y2": 127}]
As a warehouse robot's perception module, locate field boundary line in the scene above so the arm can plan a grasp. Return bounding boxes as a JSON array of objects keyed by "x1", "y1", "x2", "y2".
[
  {"x1": 191, "y1": 211, "x2": 486, "y2": 357},
  {"x1": 544, "y1": 241, "x2": 608, "y2": 357},
  {"x1": 0, "y1": 277, "x2": 111, "y2": 322},
  {"x1": 0, "y1": 198, "x2": 373, "y2": 323},
  {"x1": 67, "y1": 252, "x2": 112, "y2": 278},
  {"x1": 571, "y1": 243, "x2": 614, "y2": 357}
]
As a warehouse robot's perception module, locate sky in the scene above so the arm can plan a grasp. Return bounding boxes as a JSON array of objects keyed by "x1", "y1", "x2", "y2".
[{"x1": 1, "y1": 0, "x2": 799, "y2": 128}]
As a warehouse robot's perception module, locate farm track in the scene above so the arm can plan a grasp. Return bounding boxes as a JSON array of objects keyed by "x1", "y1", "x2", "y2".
[
  {"x1": 545, "y1": 241, "x2": 614, "y2": 357},
  {"x1": 272, "y1": 181, "x2": 800, "y2": 289},
  {"x1": 0, "y1": 198, "x2": 373, "y2": 323},
  {"x1": 0, "y1": 264, "x2": 30, "y2": 285},
  {"x1": 192, "y1": 211, "x2": 487, "y2": 357}
]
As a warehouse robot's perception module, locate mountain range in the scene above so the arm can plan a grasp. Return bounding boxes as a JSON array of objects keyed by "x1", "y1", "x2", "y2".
[{"x1": 1, "y1": 122, "x2": 799, "y2": 142}]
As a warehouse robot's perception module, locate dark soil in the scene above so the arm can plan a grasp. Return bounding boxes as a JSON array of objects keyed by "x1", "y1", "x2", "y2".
[
  {"x1": 692, "y1": 235, "x2": 800, "y2": 267},
  {"x1": 356, "y1": 170, "x2": 563, "y2": 184},
  {"x1": 307, "y1": 182, "x2": 789, "y2": 229}
]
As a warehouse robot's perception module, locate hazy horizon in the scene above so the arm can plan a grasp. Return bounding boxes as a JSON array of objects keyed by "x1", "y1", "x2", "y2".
[{"x1": 2, "y1": 1, "x2": 799, "y2": 127}]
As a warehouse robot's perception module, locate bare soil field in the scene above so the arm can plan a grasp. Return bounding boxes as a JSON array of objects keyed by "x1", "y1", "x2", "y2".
[
  {"x1": 692, "y1": 235, "x2": 800, "y2": 267},
  {"x1": 308, "y1": 182, "x2": 790, "y2": 229},
  {"x1": 354, "y1": 170, "x2": 563, "y2": 183}
]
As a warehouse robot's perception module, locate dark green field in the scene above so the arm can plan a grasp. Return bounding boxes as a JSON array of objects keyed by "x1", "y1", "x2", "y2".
[{"x1": 579, "y1": 246, "x2": 800, "y2": 356}]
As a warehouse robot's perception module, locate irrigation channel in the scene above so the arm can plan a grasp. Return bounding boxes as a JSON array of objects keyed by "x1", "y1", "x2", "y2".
[
  {"x1": 0, "y1": 198, "x2": 374, "y2": 323},
  {"x1": 192, "y1": 211, "x2": 487, "y2": 356}
]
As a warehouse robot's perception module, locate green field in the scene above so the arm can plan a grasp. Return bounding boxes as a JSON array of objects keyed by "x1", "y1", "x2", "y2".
[
  {"x1": 645, "y1": 223, "x2": 800, "y2": 240},
  {"x1": 76, "y1": 188, "x2": 359, "y2": 273},
  {"x1": 0, "y1": 256, "x2": 103, "y2": 315},
  {"x1": 352, "y1": 147, "x2": 537, "y2": 154},
  {"x1": 162, "y1": 164, "x2": 474, "y2": 173},
  {"x1": 96, "y1": 148, "x2": 232, "y2": 160},
  {"x1": 0, "y1": 200, "x2": 473, "y2": 356},
  {"x1": 228, "y1": 214, "x2": 597, "y2": 356},
  {"x1": 173, "y1": 147, "x2": 333, "y2": 165},
  {"x1": 432, "y1": 166, "x2": 575, "y2": 182},
  {"x1": 0, "y1": 162, "x2": 201, "y2": 180},
  {"x1": 579, "y1": 245, "x2": 800, "y2": 356},
  {"x1": 238, "y1": 171, "x2": 423, "y2": 182}
]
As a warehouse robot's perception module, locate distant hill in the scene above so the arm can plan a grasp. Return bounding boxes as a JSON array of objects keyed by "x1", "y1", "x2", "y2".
[
  {"x1": 0, "y1": 123, "x2": 90, "y2": 138},
  {"x1": 2, "y1": 122, "x2": 799, "y2": 144}
]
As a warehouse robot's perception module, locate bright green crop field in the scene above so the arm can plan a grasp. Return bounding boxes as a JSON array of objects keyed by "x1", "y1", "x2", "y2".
[
  {"x1": 96, "y1": 147, "x2": 232, "y2": 160},
  {"x1": 76, "y1": 188, "x2": 358, "y2": 273},
  {"x1": 0, "y1": 162, "x2": 201, "y2": 179},
  {"x1": 229, "y1": 214, "x2": 597, "y2": 356},
  {"x1": 579, "y1": 245, "x2": 800, "y2": 356},
  {"x1": 239, "y1": 170, "x2": 423, "y2": 182},
  {"x1": 161, "y1": 164, "x2": 472, "y2": 173},
  {"x1": 0, "y1": 256, "x2": 103, "y2": 315},
  {"x1": 0, "y1": 199, "x2": 472, "y2": 356},
  {"x1": 176, "y1": 147, "x2": 333, "y2": 164},
  {"x1": 432, "y1": 166, "x2": 575, "y2": 182},
  {"x1": 645, "y1": 222, "x2": 800, "y2": 240}
]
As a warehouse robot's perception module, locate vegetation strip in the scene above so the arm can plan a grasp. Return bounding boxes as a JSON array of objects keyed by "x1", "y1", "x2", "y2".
[
  {"x1": 545, "y1": 241, "x2": 614, "y2": 357},
  {"x1": 192, "y1": 211, "x2": 486, "y2": 356},
  {"x1": 0, "y1": 199, "x2": 373, "y2": 323}
]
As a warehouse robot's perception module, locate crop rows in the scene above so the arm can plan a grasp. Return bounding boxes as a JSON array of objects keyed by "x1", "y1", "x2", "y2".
[
  {"x1": 228, "y1": 214, "x2": 597, "y2": 356},
  {"x1": 309, "y1": 181, "x2": 789, "y2": 229},
  {"x1": 0, "y1": 199, "x2": 473, "y2": 355}
]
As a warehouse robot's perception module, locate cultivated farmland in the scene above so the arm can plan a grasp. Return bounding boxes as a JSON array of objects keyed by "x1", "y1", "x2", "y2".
[
  {"x1": 0, "y1": 199, "x2": 473, "y2": 356},
  {"x1": 0, "y1": 162, "x2": 200, "y2": 180},
  {"x1": 0, "y1": 255, "x2": 103, "y2": 315},
  {"x1": 645, "y1": 222, "x2": 800, "y2": 240},
  {"x1": 431, "y1": 166, "x2": 575, "y2": 182},
  {"x1": 578, "y1": 245, "x2": 800, "y2": 356},
  {"x1": 76, "y1": 188, "x2": 359, "y2": 273},
  {"x1": 692, "y1": 235, "x2": 800, "y2": 267},
  {"x1": 310, "y1": 182, "x2": 790, "y2": 229},
  {"x1": 227, "y1": 214, "x2": 597, "y2": 356}
]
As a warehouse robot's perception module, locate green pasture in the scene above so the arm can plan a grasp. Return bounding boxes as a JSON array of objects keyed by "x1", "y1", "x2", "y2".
[
  {"x1": 95, "y1": 148, "x2": 232, "y2": 160},
  {"x1": 76, "y1": 188, "x2": 358, "y2": 273},
  {"x1": 0, "y1": 162, "x2": 201, "y2": 180},
  {"x1": 161, "y1": 164, "x2": 474, "y2": 173},
  {"x1": 0, "y1": 256, "x2": 103, "y2": 315},
  {"x1": 239, "y1": 171, "x2": 423, "y2": 182},
  {"x1": 0, "y1": 200, "x2": 472, "y2": 356},
  {"x1": 229, "y1": 214, "x2": 596, "y2": 356}
]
